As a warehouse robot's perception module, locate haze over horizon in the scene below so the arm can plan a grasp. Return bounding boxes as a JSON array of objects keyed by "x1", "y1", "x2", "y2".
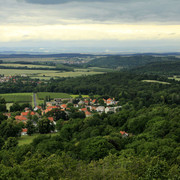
[{"x1": 0, "y1": 0, "x2": 180, "y2": 53}]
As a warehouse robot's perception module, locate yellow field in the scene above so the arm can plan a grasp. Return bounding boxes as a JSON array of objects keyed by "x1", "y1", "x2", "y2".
[{"x1": 142, "y1": 80, "x2": 170, "y2": 85}]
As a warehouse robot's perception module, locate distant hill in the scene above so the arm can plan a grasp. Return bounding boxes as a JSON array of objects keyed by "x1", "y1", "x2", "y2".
[
  {"x1": 131, "y1": 61, "x2": 180, "y2": 75},
  {"x1": 0, "y1": 53, "x2": 94, "y2": 58},
  {"x1": 87, "y1": 55, "x2": 180, "y2": 69}
]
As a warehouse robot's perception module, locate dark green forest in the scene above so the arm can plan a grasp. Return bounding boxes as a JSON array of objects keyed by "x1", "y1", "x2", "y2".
[
  {"x1": 86, "y1": 55, "x2": 180, "y2": 69},
  {"x1": 0, "y1": 57, "x2": 180, "y2": 179}
]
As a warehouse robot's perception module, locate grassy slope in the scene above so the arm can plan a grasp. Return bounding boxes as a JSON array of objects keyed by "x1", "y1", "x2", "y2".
[{"x1": 18, "y1": 133, "x2": 58, "y2": 146}]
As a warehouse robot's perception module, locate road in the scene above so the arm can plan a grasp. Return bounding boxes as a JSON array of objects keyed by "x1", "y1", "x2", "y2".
[{"x1": 33, "y1": 93, "x2": 37, "y2": 107}]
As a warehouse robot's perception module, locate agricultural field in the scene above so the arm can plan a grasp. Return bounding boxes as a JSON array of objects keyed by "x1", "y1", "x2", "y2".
[
  {"x1": 142, "y1": 80, "x2": 170, "y2": 85},
  {"x1": 37, "y1": 92, "x2": 71, "y2": 100},
  {"x1": 1, "y1": 58, "x2": 59, "y2": 63},
  {"x1": 0, "y1": 93, "x2": 33, "y2": 103},
  {"x1": 0, "y1": 69, "x2": 52, "y2": 76},
  {"x1": 0, "y1": 63, "x2": 56, "y2": 69},
  {"x1": 70, "y1": 95, "x2": 89, "y2": 98},
  {"x1": 0, "y1": 68, "x2": 105, "y2": 79}
]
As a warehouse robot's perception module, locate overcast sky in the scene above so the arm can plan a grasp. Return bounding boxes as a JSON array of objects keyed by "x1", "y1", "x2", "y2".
[{"x1": 0, "y1": 0, "x2": 180, "y2": 53}]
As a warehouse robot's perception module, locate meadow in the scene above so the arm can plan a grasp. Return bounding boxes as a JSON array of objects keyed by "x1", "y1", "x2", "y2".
[
  {"x1": 37, "y1": 92, "x2": 71, "y2": 100},
  {"x1": 0, "y1": 93, "x2": 33, "y2": 103},
  {"x1": 18, "y1": 133, "x2": 58, "y2": 146}
]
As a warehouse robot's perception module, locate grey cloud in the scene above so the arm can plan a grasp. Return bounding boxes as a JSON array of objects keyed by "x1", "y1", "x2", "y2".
[
  {"x1": 0, "y1": 0, "x2": 180, "y2": 25},
  {"x1": 24, "y1": 0, "x2": 121, "y2": 5}
]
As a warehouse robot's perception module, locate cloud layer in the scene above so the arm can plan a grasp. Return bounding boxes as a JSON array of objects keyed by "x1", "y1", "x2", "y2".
[
  {"x1": 0, "y1": 0, "x2": 179, "y2": 25},
  {"x1": 0, "y1": 0, "x2": 180, "y2": 52}
]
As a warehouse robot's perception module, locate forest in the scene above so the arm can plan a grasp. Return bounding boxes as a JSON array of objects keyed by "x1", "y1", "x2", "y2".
[{"x1": 0, "y1": 57, "x2": 180, "y2": 179}]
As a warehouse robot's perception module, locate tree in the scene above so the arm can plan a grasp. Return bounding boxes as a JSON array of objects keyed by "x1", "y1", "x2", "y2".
[
  {"x1": 26, "y1": 120, "x2": 35, "y2": 136},
  {"x1": 3, "y1": 137, "x2": 18, "y2": 150},
  {"x1": 0, "y1": 137, "x2": 5, "y2": 150},
  {"x1": 10, "y1": 103, "x2": 21, "y2": 112},
  {"x1": 38, "y1": 117, "x2": 52, "y2": 134}
]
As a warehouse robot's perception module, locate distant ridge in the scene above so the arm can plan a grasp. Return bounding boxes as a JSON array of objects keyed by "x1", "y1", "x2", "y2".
[{"x1": 0, "y1": 53, "x2": 94, "y2": 58}]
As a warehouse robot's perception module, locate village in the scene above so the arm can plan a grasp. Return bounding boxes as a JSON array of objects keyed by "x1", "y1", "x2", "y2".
[{"x1": 4, "y1": 97, "x2": 123, "y2": 136}]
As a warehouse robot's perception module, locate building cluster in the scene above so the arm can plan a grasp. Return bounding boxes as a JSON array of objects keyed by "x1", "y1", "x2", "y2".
[
  {"x1": 4, "y1": 97, "x2": 122, "y2": 136},
  {"x1": 46, "y1": 97, "x2": 121, "y2": 117},
  {"x1": 0, "y1": 76, "x2": 15, "y2": 83}
]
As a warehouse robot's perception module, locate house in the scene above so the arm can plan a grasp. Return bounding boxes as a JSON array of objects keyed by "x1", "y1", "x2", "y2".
[
  {"x1": 54, "y1": 98, "x2": 73, "y2": 104},
  {"x1": 21, "y1": 128, "x2": 28, "y2": 136},
  {"x1": 3, "y1": 113, "x2": 11, "y2": 118},
  {"x1": 85, "y1": 111, "x2": 92, "y2": 117},
  {"x1": 78, "y1": 100, "x2": 85, "y2": 105},
  {"x1": 15, "y1": 116, "x2": 28, "y2": 123},
  {"x1": 61, "y1": 104, "x2": 67, "y2": 109},
  {"x1": 47, "y1": 106, "x2": 59, "y2": 109},
  {"x1": 120, "y1": 131, "x2": 129, "y2": 137},
  {"x1": 80, "y1": 108, "x2": 88, "y2": 112},
  {"x1": 21, "y1": 111, "x2": 36, "y2": 118},
  {"x1": 84, "y1": 100, "x2": 89, "y2": 105},
  {"x1": 96, "y1": 106, "x2": 105, "y2": 112},
  {"x1": 46, "y1": 102, "x2": 53, "y2": 107},
  {"x1": 106, "y1": 98, "x2": 116, "y2": 105},
  {"x1": 34, "y1": 106, "x2": 42, "y2": 111},
  {"x1": 24, "y1": 107, "x2": 30, "y2": 112},
  {"x1": 89, "y1": 106, "x2": 97, "y2": 111},
  {"x1": 91, "y1": 99, "x2": 97, "y2": 105},
  {"x1": 48, "y1": 117, "x2": 56, "y2": 125},
  {"x1": 105, "y1": 107, "x2": 115, "y2": 113}
]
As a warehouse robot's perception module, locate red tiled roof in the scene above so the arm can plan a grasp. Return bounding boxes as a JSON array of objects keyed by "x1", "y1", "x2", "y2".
[
  {"x1": 91, "y1": 107, "x2": 97, "y2": 110},
  {"x1": 44, "y1": 109, "x2": 52, "y2": 114},
  {"x1": 81, "y1": 108, "x2": 87, "y2": 112},
  {"x1": 120, "y1": 131, "x2": 128, "y2": 135},
  {"x1": 15, "y1": 116, "x2": 28, "y2": 121},
  {"x1": 48, "y1": 117, "x2": 54, "y2": 122},
  {"x1": 22, "y1": 128, "x2": 27, "y2": 132},
  {"x1": 92, "y1": 99, "x2": 96, "y2": 103},
  {"x1": 30, "y1": 112, "x2": 35, "y2": 115},
  {"x1": 85, "y1": 111, "x2": 91, "y2": 115},
  {"x1": 21, "y1": 112, "x2": 29, "y2": 116},
  {"x1": 61, "y1": 104, "x2": 67, "y2": 109},
  {"x1": 21, "y1": 111, "x2": 35, "y2": 116},
  {"x1": 47, "y1": 106, "x2": 58, "y2": 109}
]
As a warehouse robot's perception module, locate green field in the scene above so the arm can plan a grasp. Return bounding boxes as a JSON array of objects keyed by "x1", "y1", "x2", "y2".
[
  {"x1": 0, "y1": 68, "x2": 105, "y2": 80},
  {"x1": 0, "y1": 69, "x2": 54, "y2": 76},
  {"x1": 0, "y1": 93, "x2": 33, "y2": 103},
  {"x1": 142, "y1": 80, "x2": 170, "y2": 85},
  {"x1": 1, "y1": 58, "x2": 59, "y2": 63},
  {"x1": 168, "y1": 76, "x2": 180, "y2": 81},
  {"x1": 18, "y1": 133, "x2": 58, "y2": 146},
  {"x1": 0, "y1": 63, "x2": 55, "y2": 69},
  {"x1": 37, "y1": 92, "x2": 71, "y2": 100}
]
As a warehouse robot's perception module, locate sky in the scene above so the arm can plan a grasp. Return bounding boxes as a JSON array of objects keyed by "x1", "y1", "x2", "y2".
[{"x1": 0, "y1": 0, "x2": 180, "y2": 53}]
